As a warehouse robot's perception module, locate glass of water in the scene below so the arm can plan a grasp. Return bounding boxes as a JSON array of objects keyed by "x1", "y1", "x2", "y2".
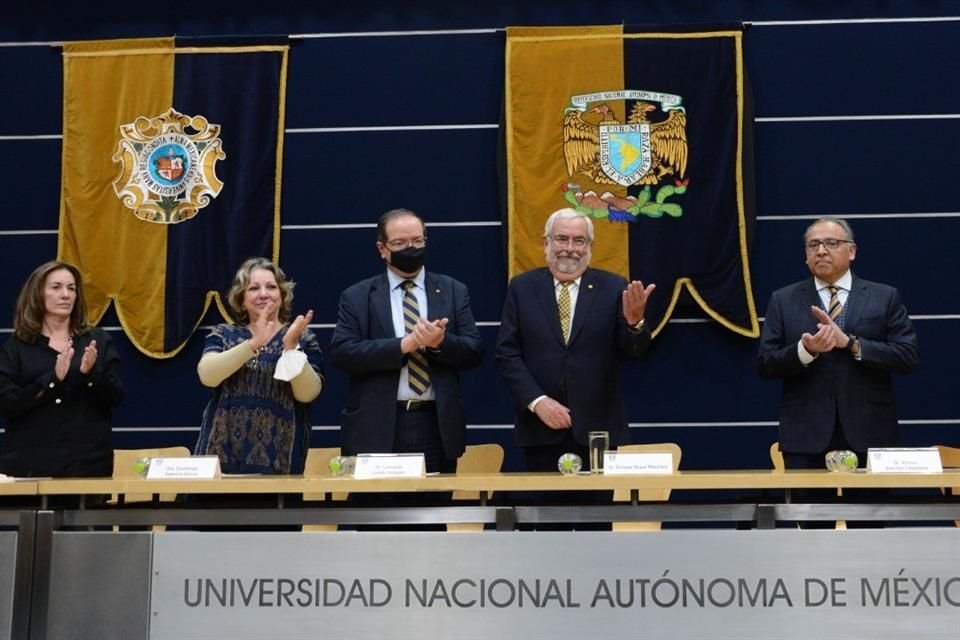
[{"x1": 588, "y1": 431, "x2": 609, "y2": 474}]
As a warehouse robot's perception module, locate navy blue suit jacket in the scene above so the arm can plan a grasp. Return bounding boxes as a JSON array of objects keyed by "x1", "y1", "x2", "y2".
[
  {"x1": 757, "y1": 274, "x2": 919, "y2": 454},
  {"x1": 495, "y1": 267, "x2": 650, "y2": 447},
  {"x1": 328, "y1": 271, "x2": 484, "y2": 460}
]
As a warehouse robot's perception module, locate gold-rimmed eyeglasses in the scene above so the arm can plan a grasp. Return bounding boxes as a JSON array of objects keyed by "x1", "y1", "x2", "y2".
[{"x1": 385, "y1": 237, "x2": 427, "y2": 250}]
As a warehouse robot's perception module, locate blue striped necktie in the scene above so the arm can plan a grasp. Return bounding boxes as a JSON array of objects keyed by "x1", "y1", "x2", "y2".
[{"x1": 401, "y1": 280, "x2": 430, "y2": 394}]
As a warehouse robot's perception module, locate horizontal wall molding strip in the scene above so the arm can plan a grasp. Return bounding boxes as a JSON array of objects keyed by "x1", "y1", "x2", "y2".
[
  {"x1": 4, "y1": 18, "x2": 960, "y2": 48},
  {"x1": 78, "y1": 419, "x2": 960, "y2": 436},
  {"x1": 291, "y1": 29, "x2": 500, "y2": 39},
  {"x1": 0, "y1": 134, "x2": 62, "y2": 140},
  {"x1": 286, "y1": 124, "x2": 498, "y2": 133},
  {"x1": 280, "y1": 221, "x2": 501, "y2": 230},
  {"x1": 748, "y1": 16, "x2": 960, "y2": 26},
  {"x1": 6, "y1": 419, "x2": 956, "y2": 435},
  {"x1": 758, "y1": 212, "x2": 960, "y2": 220},
  {"x1": 7, "y1": 117, "x2": 960, "y2": 142},
  {"x1": 3, "y1": 315, "x2": 960, "y2": 335},
  {"x1": 9, "y1": 215, "x2": 960, "y2": 237},
  {"x1": 756, "y1": 114, "x2": 960, "y2": 123}
]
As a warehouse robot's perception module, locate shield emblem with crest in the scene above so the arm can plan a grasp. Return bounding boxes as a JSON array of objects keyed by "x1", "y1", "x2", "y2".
[{"x1": 598, "y1": 123, "x2": 652, "y2": 186}]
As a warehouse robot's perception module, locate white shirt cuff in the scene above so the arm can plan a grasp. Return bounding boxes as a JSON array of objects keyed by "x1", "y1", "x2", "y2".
[
  {"x1": 273, "y1": 348, "x2": 308, "y2": 381},
  {"x1": 797, "y1": 341, "x2": 817, "y2": 366},
  {"x1": 528, "y1": 395, "x2": 547, "y2": 412}
]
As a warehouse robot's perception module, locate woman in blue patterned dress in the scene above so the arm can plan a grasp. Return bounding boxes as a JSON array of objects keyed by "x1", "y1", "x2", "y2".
[{"x1": 194, "y1": 257, "x2": 323, "y2": 474}]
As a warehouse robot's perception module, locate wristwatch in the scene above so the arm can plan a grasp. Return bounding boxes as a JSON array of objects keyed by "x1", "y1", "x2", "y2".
[{"x1": 846, "y1": 334, "x2": 861, "y2": 357}]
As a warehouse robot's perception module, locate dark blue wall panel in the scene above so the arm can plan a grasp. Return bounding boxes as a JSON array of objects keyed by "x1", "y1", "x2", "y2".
[
  {"x1": 746, "y1": 21, "x2": 960, "y2": 116},
  {"x1": 3, "y1": 2, "x2": 959, "y2": 471},
  {"x1": 753, "y1": 120, "x2": 960, "y2": 216},
  {"x1": 286, "y1": 34, "x2": 504, "y2": 128},
  {"x1": 281, "y1": 129, "x2": 501, "y2": 225},
  {"x1": 1, "y1": 139, "x2": 62, "y2": 226}
]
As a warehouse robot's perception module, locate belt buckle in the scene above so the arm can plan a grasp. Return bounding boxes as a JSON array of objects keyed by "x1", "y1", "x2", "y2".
[{"x1": 405, "y1": 399, "x2": 416, "y2": 411}]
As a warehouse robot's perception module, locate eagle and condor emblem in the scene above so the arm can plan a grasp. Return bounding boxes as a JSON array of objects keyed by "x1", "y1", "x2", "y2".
[
  {"x1": 113, "y1": 108, "x2": 225, "y2": 224},
  {"x1": 561, "y1": 90, "x2": 689, "y2": 221}
]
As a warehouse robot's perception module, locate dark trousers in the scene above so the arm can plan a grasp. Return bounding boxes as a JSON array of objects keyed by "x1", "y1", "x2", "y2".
[
  {"x1": 391, "y1": 403, "x2": 456, "y2": 475},
  {"x1": 520, "y1": 430, "x2": 612, "y2": 530},
  {"x1": 783, "y1": 427, "x2": 886, "y2": 529},
  {"x1": 348, "y1": 404, "x2": 454, "y2": 530}
]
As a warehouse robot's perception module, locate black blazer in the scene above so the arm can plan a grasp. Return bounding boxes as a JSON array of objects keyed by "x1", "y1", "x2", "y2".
[
  {"x1": 495, "y1": 267, "x2": 650, "y2": 447},
  {"x1": 757, "y1": 275, "x2": 919, "y2": 453},
  {"x1": 0, "y1": 328, "x2": 123, "y2": 477},
  {"x1": 328, "y1": 271, "x2": 484, "y2": 460}
]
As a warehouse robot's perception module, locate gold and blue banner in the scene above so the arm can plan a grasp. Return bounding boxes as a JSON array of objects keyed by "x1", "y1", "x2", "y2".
[
  {"x1": 59, "y1": 37, "x2": 288, "y2": 357},
  {"x1": 504, "y1": 25, "x2": 758, "y2": 337}
]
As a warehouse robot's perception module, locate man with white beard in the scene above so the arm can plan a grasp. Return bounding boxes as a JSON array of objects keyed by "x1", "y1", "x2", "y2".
[{"x1": 495, "y1": 209, "x2": 654, "y2": 473}]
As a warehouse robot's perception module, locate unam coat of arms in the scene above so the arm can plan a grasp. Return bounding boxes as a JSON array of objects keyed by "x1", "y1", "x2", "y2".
[{"x1": 561, "y1": 90, "x2": 689, "y2": 221}]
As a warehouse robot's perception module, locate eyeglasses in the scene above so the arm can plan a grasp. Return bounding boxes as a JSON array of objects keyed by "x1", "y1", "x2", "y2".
[
  {"x1": 384, "y1": 237, "x2": 427, "y2": 250},
  {"x1": 549, "y1": 235, "x2": 590, "y2": 249},
  {"x1": 804, "y1": 238, "x2": 853, "y2": 252}
]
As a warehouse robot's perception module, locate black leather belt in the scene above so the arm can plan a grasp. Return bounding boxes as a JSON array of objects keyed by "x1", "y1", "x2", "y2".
[{"x1": 398, "y1": 400, "x2": 436, "y2": 411}]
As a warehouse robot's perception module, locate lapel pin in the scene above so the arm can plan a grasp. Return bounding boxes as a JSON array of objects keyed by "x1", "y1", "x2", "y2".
[{"x1": 587, "y1": 284, "x2": 594, "y2": 289}]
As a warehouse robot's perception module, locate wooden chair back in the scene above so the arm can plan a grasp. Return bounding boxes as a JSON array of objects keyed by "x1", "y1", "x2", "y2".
[
  {"x1": 612, "y1": 443, "x2": 682, "y2": 532},
  {"x1": 448, "y1": 443, "x2": 505, "y2": 532},
  {"x1": 302, "y1": 447, "x2": 346, "y2": 532}
]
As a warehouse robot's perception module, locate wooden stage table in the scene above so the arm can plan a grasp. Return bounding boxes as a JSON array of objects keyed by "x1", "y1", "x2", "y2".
[
  {"x1": 3, "y1": 470, "x2": 959, "y2": 640},
  {"x1": 3, "y1": 468, "x2": 956, "y2": 530}
]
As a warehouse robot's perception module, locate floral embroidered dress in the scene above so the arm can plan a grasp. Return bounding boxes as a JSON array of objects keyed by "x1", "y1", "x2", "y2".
[{"x1": 194, "y1": 323, "x2": 323, "y2": 474}]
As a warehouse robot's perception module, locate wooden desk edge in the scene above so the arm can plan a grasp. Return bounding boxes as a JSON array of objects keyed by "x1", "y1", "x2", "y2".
[{"x1": 17, "y1": 469, "x2": 960, "y2": 496}]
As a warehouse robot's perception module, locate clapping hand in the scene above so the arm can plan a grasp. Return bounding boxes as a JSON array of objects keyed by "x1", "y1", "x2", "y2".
[
  {"x1": 283, "y1": 310, "x2": 314, "y2": 351},
  {"x1": 801, "y1": 306, "x2": 849, "y2": 354},
  {"x1": 54, "y1": 341, "x2": 74, "y2": 381},
  {"x1": 413, "y1": 317, "x2": 448, "y2": 350},
  {"x1": 79, "y1": 340, "x2": 98, "y2": 374},
  {"x1": 248, "y1": 311, "x2": 281, "y2": 351}
]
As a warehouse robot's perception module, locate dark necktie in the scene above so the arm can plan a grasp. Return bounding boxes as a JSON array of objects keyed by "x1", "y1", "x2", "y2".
[{"x1": 402, "y1": 280, "x2": 430, "y2": 394}]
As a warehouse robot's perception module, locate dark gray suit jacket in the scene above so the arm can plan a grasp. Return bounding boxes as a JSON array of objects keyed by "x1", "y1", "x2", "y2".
[
  {"x1": 329, "y1": 271, "x2": 484, "y2": 459},
  {"x1": 495, "y1": 267, "x2": 650, "y2": 447},
  {"x1": 757, "y1": 274, "x2": 919, "y2": 453}
]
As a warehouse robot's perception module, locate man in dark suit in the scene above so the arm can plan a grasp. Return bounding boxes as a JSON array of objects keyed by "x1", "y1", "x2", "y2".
[
  {"x1": 758, "y1": 217, "x2": 919, "y2": 480},
  {"x1": 329, "y1": 208, "x2": 484, "y2": 474},
  {"x1": 495, "y1": 208, "x2": 653, "y2": 472},
  {"x1": 757, "y1": 218, "x2": 920, "y2": 528}
]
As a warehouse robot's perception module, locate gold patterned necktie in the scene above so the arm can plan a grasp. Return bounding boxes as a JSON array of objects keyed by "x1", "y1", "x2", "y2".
[
  {"x1": 401, "y1": 280, "x2": 430, "y2": 393},
  {"x1": 558, "y1": 281, "x2": 573, "y2": 344},
  {"x1": 827, "y1": 285, "x2": 842, "y2": 322}
]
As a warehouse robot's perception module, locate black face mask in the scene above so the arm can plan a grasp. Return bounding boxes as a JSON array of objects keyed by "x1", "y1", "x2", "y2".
[{"x1": 389, "y1": 245, "x2": 426, "y2": 274}]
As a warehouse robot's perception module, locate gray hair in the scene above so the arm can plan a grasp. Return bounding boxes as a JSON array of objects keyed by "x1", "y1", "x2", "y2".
[
  {"x1": 543, "y1": 208, "x2": 594, "y2": 242},
  {"x1": 805, "y1": 217, "x2": 855, "y2": 243}
]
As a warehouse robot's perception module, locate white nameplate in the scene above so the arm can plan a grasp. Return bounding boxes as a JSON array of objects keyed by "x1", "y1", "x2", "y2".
[
  {"x1": 146, "y1": 456, "x2": 221, "y2": 480},
  {"x1": 866, "y1": 447, "x2": 943, "y2": 473},
  {"x1": 603, "y1": 452, "x2": 673, "y2": 475},
  {"x1": 353, "y1": 453, "x2": 426, "y2": 479}
]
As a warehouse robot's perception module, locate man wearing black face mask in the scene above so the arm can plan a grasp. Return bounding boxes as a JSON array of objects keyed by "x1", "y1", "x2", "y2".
[{"x1": 329, "y1": 208, "x2": 485, "y2": 473}]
